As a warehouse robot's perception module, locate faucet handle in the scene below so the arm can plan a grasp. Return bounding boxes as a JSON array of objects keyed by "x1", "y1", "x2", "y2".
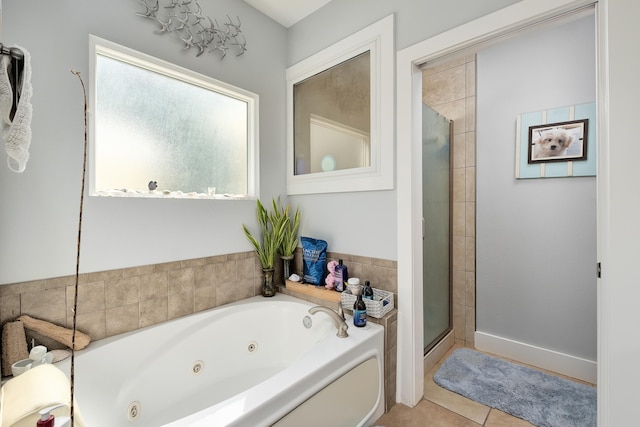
[{"x1": 337, "y1": 302, "x2": 345, "y2": 321}]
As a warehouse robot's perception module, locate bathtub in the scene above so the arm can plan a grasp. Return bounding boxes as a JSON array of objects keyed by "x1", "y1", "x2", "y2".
[{"x1": 57, "y1": 294, "x2": 385, "y2": 426}]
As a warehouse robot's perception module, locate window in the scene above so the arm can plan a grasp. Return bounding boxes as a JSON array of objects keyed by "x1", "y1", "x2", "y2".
[{"x1": 89, "y1": 35, "x2": 258, "y2": 199}]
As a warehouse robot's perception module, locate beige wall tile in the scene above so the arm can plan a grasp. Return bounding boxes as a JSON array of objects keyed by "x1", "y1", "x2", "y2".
[
  {"x1": 45, "y1": 276, "x2": 78, "y2": 290},
  {"x1": 466, "y1": 305, "x2": 476, "y2": 344},
  {"x1": 139, "y1": 272, "x2": 168, "y2": 301},
  {"x1": 466, "y1": 202, "x2": 476, "y2": 237},
  {"x1": 452, "y1": 236, "x2": 466, "y2": 272},
  {"x1": 105, "y1": 276, "x2": 140, "y2": 309},
  {"x1": 422, "y1": 56, "x2": 466, "y2": 76},
  {"x1": 466, "y1": 96, "x2": 476, "y2": 132},
  {"x1": 465, "y1": 167, "x2": 476, "y2": 202},
  {"x1": 465, "y1": 132, "x2": 476, "y2": 167},
  {"x1": 465, "y1": 237, "x2": 476, "y2": 272},
  {"x1": 140, "y1": 297, "x2": 168, "y2": 328},
  {"x1": 346, "y1": 262, "x2": 364, "y2": 282},
  {"x1": 423, "y1": 65, "x2": 465, "y2": 105},
  {"x1": 122, "y1": 264, "x2": 155, "y2": 278},
  {"x1": 168, "y1": 268, "x2": 194, "y2": 295},
  {"x1": 432, "y1": 99, "x2": 466, "y2": 133},
  {"x1": 168, "y1": 290, "x2": 194, "y2": 320},
  {"x1": 452, "y1": 202, "x2": 466, "y2": 237},
  {"x1": 466, "y1": 60, "x2": 476, "y2": 97},
  {"x1": 194, "y1": 263, "x2": 216, "y2": 289},
  {"x1": 216, "y1": 260, "x2": 236, "y2": 283},
  {"x1": 452, "y1": 302, "x2": 466, "y2": 341},
  {"x1": 237, "y1": 257, "x2": 255, "y2": 281},
  {"x1": 72, "y1": 310, "x2": 106, "y2": 341},
  {"x1": 194, "y1": 285, "x2": 216, "y2": 312},
  {"x1": 155, "y1": 261, "x2": 182, "y2": 272},
  {"x1": 0, "y1": 280, "x2": 45, "y2": 297},
  {"x1": 205, "y1": 254, "x2": 228, "y2": 264},
  {"x1": 216, "y1": 282, "x2": 237, "y2": 306},
  {"x1": 360, "y1": 264, "x2": 396, "y2": 293},
  {"x1": 453, "y1": 168, "x2": 466, "y2": 202},
  {"x1": 452, "y1": 270, "x2": 466, "y2": 306},
  {"x1": 88, "y1": 269, "x2": 122, "y2": 283},
  {"x1": 21, "y1": 288, "x2": 66, "y2": 324},
  {"x1": 0, "y1": 294, "x2": 20, "y2": 324},
  {"x1": 67, "y1": 281, "x2": 105, "y2": 316},
  {"x1": 466, "y1": 272, "x2": 476, "y2": 308},
  {"x1": 106, "y1": 303, "x2": 139, "y2": 336},
  {"x1": 372, "y1": 258, "x2": 397, "y2": 269},
  {"x1": 452, "y1": 132, "x2": 466, "y2": 169},
  {"x1": 236, "y1": 278, "x2": 256, "y2": 300},
  {"x1": 181, "y1": 257, "x2": 206, "y2": 268}
]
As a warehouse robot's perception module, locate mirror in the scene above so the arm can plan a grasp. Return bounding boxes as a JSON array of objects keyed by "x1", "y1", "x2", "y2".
[
  {"x1": 286, "y1": 15, "x2": 394, "y2": 195},
  {"x1": 294, "y1": 51, "x2": 371, "y2": 175}
]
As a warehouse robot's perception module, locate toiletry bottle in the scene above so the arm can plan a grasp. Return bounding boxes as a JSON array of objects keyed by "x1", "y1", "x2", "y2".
[
  {"x1": 353, "y1": 292, "x2": 367, "y2": 327},
  {"x1": 334, "y1": 259, "x2": 349, "y2": 292},
  {"x1": 363, "y1": 281, "x2": 374, "y2": 300},
  {"x1": 37, "y1": 404, "x2": 61, "y2": 427},
  {"x1": 36, "y1": 404, "x2": 70, "y2": 427}
]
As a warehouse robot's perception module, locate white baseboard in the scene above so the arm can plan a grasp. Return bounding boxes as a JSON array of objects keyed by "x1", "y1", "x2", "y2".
[{"x1": 474, "y1": 331, "x2": 597, "y2": 384}]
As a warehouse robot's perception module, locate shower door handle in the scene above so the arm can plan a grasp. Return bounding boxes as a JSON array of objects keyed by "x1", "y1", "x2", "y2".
[{"x1": 422, "y1": 217, "x2": 425, "y2": 240}]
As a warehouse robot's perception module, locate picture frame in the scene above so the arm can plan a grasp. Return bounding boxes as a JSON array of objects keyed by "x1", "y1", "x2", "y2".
[{"x1": 528, "y1": 119, "x2": 588, "y2": 164}]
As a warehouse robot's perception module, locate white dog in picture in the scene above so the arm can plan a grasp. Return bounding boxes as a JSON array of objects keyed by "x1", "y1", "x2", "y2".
[{"x1": 533, "y1": 128, "x2": 574, "y2": 158}]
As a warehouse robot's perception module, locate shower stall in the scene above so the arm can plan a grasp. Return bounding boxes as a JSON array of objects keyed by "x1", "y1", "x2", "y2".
[{"x1": 422, "y1": 104, "x2": 452, "y2": 354}]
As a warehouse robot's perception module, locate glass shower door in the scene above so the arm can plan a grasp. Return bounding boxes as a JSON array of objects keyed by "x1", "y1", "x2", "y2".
[{"x1": 422, "y1": 104, "x2": 452, "y2": 353}]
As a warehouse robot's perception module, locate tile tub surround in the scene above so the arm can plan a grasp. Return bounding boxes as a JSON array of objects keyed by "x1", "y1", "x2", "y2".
[
  {"x1": 282, "y1": 249, "x2": 398, "y2": 412},
  {"x1": 0, "y1": 251, "x2": 264, "y2": 346},
  {"x1": 0, "y1": 249, "x2": 399, "y2": 414}
]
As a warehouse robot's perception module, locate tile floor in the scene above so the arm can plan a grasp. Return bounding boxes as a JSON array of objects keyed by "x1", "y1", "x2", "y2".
[{"x1": 374, "y1": 344, "x2": 593, "y2": 427}]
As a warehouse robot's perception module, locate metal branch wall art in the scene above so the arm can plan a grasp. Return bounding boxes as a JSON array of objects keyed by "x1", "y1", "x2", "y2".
[{"x1": 136, "y1": 0, "x2": 247, "y2": 59}]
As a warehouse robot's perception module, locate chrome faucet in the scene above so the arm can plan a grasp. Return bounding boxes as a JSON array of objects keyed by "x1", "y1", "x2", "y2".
[{"x1": 309, "y1": 304, "x2": 349, "y2": 338}]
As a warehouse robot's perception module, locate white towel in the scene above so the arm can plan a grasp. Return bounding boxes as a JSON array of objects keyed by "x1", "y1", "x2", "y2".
[{"x1": 0, "y1": 45, "x2": 32, "y2": 173}]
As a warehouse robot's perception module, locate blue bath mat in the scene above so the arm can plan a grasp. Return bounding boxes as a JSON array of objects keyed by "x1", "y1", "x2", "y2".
[{"x1": 433, "y1": 348, "x2": 596, "y2": 427}]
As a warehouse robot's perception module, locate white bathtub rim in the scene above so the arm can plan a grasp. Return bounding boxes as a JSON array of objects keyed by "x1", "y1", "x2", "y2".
[
  {"x1": 164, "y1": 336, "x2": 385, "y2": 427},
  {"x1": 57, "y1": 294, "x2": 328, "y2": 375},
  {"x1": 56, "y1": 293, "x2": 385, "y2": 427}
]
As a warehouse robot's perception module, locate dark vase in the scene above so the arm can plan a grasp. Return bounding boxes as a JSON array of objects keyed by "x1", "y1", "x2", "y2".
[
  {"x1": 262, "y1": 268, "x2": 276, "y2": 297},
  {"x1": 281, "y1": 255, "x2": 294, "y2": 283}
]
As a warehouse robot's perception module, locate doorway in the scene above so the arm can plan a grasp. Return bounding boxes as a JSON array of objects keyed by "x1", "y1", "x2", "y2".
[{"x1": 396, "y1": 0, "x2": 598, "y2": 407}]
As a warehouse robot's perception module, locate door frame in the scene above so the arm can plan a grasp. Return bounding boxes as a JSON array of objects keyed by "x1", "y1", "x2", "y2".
[{"x1": 396, "y1": 0, "x2": 603, "y2": 413}]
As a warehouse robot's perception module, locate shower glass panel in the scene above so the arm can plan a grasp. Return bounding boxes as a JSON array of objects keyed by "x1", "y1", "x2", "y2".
[{"x1": 422, "y1": 104, "x2": 452, "y2": 354}]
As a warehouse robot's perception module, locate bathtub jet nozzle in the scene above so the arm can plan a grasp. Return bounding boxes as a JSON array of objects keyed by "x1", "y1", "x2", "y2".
[{"x1": 308, "y1": 305, "x2": 349, "y2": 338}]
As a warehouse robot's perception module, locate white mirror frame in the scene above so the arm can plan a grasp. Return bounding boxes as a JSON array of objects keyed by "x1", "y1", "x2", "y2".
[{"x1": 286, "y1": 14, "x2": 394, "y2": 195}]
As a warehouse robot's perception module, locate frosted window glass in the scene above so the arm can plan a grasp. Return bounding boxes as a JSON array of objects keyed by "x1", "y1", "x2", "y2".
[{"x1": 94, "y1": 54, "x2": 248, "y2": 196}]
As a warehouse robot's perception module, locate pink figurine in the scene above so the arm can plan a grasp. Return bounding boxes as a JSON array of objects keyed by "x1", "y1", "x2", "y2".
[{"x1": 325, "y1": 260, "x2": 339, "y2": 289}]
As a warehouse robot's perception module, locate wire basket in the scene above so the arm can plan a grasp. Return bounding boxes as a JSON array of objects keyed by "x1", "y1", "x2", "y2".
[{"x1": 341, "y1": 287, "x2": 394, "y2": 319}]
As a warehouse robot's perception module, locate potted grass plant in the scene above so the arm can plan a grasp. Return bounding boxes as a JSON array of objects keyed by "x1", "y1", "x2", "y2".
[
  {"x1": 274, "y1": 198, "x2": 301, "y2": 282},
  {"x1": 242, "y1": 198, "x2": 288, "y2": 296}
]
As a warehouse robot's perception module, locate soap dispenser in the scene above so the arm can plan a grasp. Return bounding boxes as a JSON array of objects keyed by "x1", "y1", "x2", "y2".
[{"x1": 36, "y1": 404, "x2": 70, "y2": 427}]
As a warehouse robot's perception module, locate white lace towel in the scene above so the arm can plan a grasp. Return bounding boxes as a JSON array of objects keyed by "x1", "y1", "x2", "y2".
[{"x1": 0, "y1": 45, "x2": 32, "y2": 173}]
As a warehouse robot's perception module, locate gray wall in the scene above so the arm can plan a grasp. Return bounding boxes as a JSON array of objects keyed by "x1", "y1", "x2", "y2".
[
  {"x1": 0, "y1": 0, "x2": 287, "y2": 284},
  {"x1": 476, "y1": 13, "x2": 597, "y2": 361},
  {"x1": 287, "y1": 0, "x2": 520, "y2": 261},
  {"x1": 1, "y1": 0, "x2": 522, "y2": 283}
]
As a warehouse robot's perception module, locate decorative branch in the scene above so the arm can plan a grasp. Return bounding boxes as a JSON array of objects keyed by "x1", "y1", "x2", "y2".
[
  {"x1": 69, "y1": 69, "x2": 88, "y2": 427},
  {"x1": 136, "y1": 0, "x2": 247, "y2": 59}
]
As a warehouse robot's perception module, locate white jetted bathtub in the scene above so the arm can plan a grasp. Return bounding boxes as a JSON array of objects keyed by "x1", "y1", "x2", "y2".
[{"x1": 58, "y1": 293, "x2": 385, "y2": 426}]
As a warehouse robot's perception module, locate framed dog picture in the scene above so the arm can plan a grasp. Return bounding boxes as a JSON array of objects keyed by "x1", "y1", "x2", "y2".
[{"x1": 527, "y1": 119, "x2": 588, "y2": 164}]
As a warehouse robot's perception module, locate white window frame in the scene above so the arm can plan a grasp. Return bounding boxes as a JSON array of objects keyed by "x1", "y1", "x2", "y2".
[{"x1": 88, "y1": 35, "x2": 259, "y2": 199}]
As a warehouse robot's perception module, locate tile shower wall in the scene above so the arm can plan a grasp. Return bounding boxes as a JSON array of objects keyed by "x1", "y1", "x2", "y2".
[{"x1": 423, "y1": 55, "x2": 476, "y2": 346}]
